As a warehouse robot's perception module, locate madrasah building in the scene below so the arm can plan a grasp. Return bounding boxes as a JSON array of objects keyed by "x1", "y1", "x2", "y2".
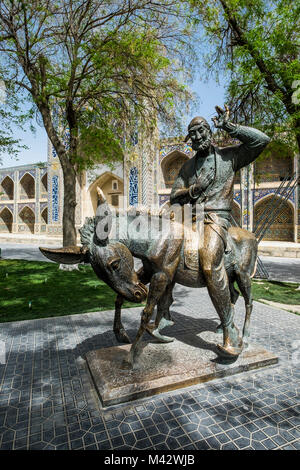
[{"x1": 0, "y1": 130, "x2": 299, "y2": 251}]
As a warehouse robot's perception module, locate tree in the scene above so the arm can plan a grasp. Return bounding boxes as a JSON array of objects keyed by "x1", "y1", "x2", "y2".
[
  {"x1": 188, "y1": 0, "x2": 300, "y2": 154},
  {"x1": 0, "y1": 0, "x2": 194, "y2": 245}
]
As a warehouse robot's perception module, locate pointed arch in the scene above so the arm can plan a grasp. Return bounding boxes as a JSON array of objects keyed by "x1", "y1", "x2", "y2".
[
  {"x1": 0, "y1": 206, "x2": 13, "y2": 232},
  {"x1": 41, "y1": 207, "x2": 48, "y2": 224},
  {"x1": 1, "y1": 176, "x2": 14, "y2": 200},
  {"x1": 19, "y1": 206, "x2": 35, "y2": 233},
  {"x1": 160, "y1": 150, "x2": 189, "y2": 189},
  {"x1": 20, "y1": 173, "x2": 35, "y2": 199},
  {"x1": 88, "y1": 172, "x2": 124, "y2": 213},
  {"x1": 254, "y1": 195, "x2": 294, "y2": 241}
]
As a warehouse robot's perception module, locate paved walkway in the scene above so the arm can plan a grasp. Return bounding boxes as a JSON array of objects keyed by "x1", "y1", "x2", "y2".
[
  {"x1": 0, "y1": 243, "x2": 54, "y2": 263},
  {"x1": 260, "y1": 256, "x2": 300, "y2": 283},
  {"x1": 0, "y1": 286, "x2": 299, "y2": 450}
]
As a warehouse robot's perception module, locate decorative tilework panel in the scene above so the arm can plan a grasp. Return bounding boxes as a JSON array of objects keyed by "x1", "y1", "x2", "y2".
[
  {"x1": 63, "y1": 129, "x2": 70, "y2": 151},
  {"x1": 52, "y1": 144, "x2": 57, "y2": 159},
  {"x1": 129, "y1": 167, "x2": 138, "y2": 206},
  {"x1": 0, "y1": 203, "x2": 14, "y2": 213},
  {"x1": 19, "y1": 169, "x2": 36, "y2": 180},
  {"x1": 52, "y1": 129, "x2": 70, "y2": 158},
  {"x1": 0, "y1": 172, "x2": 14, "y2": 182},
  {"x1": 254, "y1": 188, "x2": 295, "y2": 204},
  {"x1": 254, "y1": 198, "x2": 294, "y2": 241},
  {"x1": 233, "y1": 191, "x2": 241, "y2": 204},
  {"x1": 159, "y1": 144, "x2": 193, "y2": 162},
  {"x1": 52, "y1": 175, "x2": 59, "y2": 222},
  {"x1": 18, "y1": 203, "x2": 35, "y2": 213},
  {"x1": 159, "y1": 194, "x2": 170, "y2": 206}
]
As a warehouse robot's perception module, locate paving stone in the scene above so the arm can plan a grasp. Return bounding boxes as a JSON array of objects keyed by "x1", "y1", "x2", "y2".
[{"x1": 0, "y1": 288, "x2": 299, "y2": 450}]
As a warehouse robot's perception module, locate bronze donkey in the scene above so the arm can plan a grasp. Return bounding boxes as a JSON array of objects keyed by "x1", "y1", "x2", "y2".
[{"x1": 40, "y1": 188, "x2": 257, "y2": 365}]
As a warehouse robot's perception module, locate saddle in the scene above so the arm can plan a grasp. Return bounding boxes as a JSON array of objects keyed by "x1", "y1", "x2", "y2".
[{"x1": 184, "y1": 221, "x2": 236, "y2": 271}]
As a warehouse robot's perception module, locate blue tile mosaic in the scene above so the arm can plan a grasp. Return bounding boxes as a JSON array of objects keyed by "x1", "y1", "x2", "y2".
[
  {"x1": 51, "y1": 175, "x2": 59, "y2": 222},
  {"x1": 129, "y1": 167, "x2": 138, "y2": 206}
]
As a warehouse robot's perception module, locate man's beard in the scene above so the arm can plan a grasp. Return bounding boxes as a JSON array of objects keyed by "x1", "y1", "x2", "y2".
[{"x1": 192, "y1": 136, "x2": 211, "y2": 153}]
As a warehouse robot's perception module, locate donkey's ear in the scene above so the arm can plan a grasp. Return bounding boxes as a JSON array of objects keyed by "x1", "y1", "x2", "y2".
[{"x1": 39, "y1": 246, "x2": 89, "y2": 264}]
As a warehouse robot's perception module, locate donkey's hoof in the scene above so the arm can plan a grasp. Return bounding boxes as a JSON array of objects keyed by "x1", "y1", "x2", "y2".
[
  {"x1": 217, "y1": 343, "x2": 243, "y2": 359},
  {"x1": 114, "y1": 329, "x2": 131, "y2": 344},
  {"x1": 152, "y1": 329, "x2": 174, "y2": 343},
  {"x1": 158, "y1": 317, "x2": 175, "y2": 329},
  {"x1": 146, "y1": 325, "x2": 174, "y2": 343}
]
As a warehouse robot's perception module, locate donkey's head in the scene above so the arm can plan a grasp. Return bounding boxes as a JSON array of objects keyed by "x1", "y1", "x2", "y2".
[
  {"x1": 87, "y1": 187, "x2": 147, "y2": 303},
  {"x1": 91, "y1": 241, "x2": 147, "y2": 303}
]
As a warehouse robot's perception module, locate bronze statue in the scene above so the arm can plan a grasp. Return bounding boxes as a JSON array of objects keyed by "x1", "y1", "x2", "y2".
[
  {"x1": 40, "y1": 105, "x2": 270, "y2": 365},
  {"x1": 170, "y1": 105, "x2": 270, "y2": 357}
]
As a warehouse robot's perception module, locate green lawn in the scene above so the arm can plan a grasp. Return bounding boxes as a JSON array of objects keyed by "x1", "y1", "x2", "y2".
[
  {"x1": 252, "y1": 279, "x2": 300, "y2": 306},
  {"x1": 0, "y1": 260, "x2": 299, "y2": 324},
  {"x1": 0, "y1": 259, "x2": 140, "y2": 323}
]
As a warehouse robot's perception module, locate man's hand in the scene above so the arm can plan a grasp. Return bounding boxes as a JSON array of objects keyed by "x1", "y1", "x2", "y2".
[
  {"x1": 190, "y1": 167, "x2": 215, "y2": 199},
  {"x1": 212, "y1": 105, "x2": 230, "y2": 129}
]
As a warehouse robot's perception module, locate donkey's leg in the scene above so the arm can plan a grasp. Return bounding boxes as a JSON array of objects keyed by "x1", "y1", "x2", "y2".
[
  {"x1": 113, "y1": 294, "x2": 131, "y2": 344},
  {"x1": 216, "y1": 279, "x2": 240, "y2": 334},
  {"x1": 236, "y1": 271, "x2": 253, "y2": 339},
  {"x1": 156, "y1": 281, "x2": 175, "y2": 329},
  {"x1": 147, "y1": 281, "x2": 175, "y2": 343},
  {"x1": 129, "y1": 272, "x2": 169, "y2": 366}
]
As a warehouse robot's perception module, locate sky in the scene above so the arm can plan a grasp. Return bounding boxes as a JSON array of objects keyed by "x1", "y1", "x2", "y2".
[{"x1": 0, "y1": 78, "x2": 226, "y2": 169}]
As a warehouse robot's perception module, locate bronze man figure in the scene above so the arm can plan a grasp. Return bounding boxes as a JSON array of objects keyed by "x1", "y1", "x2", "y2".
[{"x1": 170, "y1": 105, "x2": 270, "y2": 357}]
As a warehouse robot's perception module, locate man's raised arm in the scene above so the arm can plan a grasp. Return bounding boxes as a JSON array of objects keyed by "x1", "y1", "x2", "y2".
[{"x1": 213, "y1": 105, "x2": 270, "y2": 171}]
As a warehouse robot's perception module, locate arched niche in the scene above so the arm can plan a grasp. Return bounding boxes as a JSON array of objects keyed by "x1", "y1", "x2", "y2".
[
  {"x1": 19, "y1": 206, "x2": 35, "y2": 233},
  {"x1": 161, "y1": 150, "x2": 189, "y2": 189},
  {"x1": 254, "y1": 195, "x2": 294, "y2": 241},
  {"x1": 20, "y1": 173, "x2": 35, "y2": 199},
  {"x1": 1, "y1": 176, "x2": 14, "y2": 200},
  {"x1": 88, "y1": 172, "x2": 124, "y2": 214},
  {"x1": 41, "y1": 207, "x2": 48, "y2": 224},
  {"x1": 0, "y1": 207, "x2": 13, "y2": 232}
]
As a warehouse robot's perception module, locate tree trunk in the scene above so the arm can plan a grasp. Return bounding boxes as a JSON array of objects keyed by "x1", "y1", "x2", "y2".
[{"x1": 61, "y1": 161, "x2": 77, "y2": 247}]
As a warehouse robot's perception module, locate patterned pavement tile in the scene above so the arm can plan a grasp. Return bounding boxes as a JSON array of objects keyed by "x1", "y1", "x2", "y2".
[{"x1": 0, "y1": 286, "x2": 299, "y2": 450}]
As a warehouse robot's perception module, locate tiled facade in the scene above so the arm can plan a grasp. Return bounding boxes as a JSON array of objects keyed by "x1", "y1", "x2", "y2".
[
  {"x1": 0, "y1": 136, "x2": 299, "y2": 242},
  {"x1": 0, "y1": 163, "x2": 49, "y2": 235}
]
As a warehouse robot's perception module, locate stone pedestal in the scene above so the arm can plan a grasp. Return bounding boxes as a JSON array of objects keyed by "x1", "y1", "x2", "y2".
[{"x1": 86, "y1": 332, "x2": 278, "y2": 407}]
